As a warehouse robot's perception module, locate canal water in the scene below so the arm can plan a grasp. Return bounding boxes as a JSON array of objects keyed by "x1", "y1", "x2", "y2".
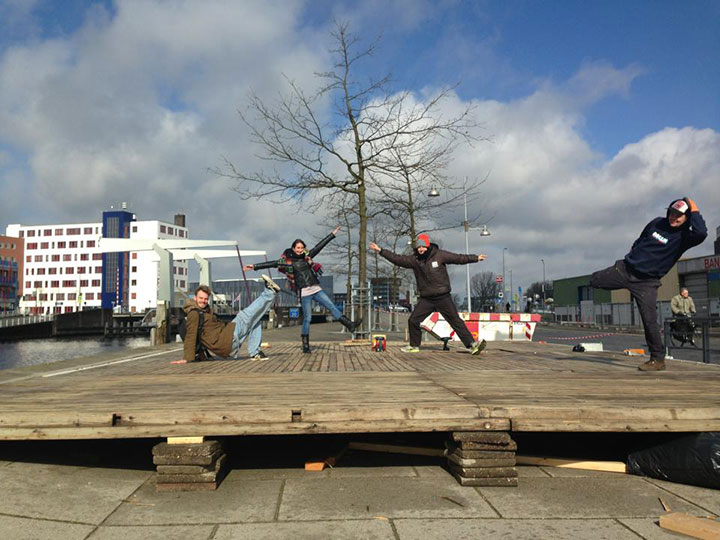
[{"x1": 0, "y1": 336, "x2": 152, "y2": 371}]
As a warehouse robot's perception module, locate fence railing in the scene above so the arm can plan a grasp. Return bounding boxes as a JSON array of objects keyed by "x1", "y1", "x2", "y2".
[
  {"x1": 663, "y1": 317, "x2": 719, "y2": 364},
  {"x1": 0, "y1": 313, "x2": 55, "y2": 328}
]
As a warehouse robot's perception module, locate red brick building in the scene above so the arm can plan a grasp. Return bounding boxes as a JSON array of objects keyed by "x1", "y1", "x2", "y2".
[{"x1": 0, "y1": 234, "x2": 24, "y2": 313}]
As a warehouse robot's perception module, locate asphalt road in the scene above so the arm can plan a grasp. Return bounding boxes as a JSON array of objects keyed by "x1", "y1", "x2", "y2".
[{"x1": 534, "y1": 324, "x2": 719, "y2": 365}]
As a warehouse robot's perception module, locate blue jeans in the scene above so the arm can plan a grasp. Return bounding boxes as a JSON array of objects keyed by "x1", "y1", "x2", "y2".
[
  {"x1": 301, "y1": 289, "x2": 343, "y2": 335},
  {"x1": 231, "y1": 288, "x2": 275, "y2": 356}
]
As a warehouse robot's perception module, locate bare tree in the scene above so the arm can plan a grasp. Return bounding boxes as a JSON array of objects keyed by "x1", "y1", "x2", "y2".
[
  {"x1": 214, "y1": 21, "x2": 484, "y2": 317},
  {"x1": 471, "y1": 271, "x2": 501, "y2": 311}
]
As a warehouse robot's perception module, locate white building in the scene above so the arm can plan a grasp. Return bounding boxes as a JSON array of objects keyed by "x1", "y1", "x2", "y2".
[{"x1": 6, "y1": 212, "x2": 189, "y2": 314}]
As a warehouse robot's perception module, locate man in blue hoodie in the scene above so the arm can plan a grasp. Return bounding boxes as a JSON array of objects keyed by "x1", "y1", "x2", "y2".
[{"x1": 590, "y1": 197, "x2": 707, "y2": 371}]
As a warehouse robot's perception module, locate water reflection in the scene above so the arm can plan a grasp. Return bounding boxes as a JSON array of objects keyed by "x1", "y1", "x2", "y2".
[{"x1": 0, "y1": 336, "x2": 152, "y2": 370}]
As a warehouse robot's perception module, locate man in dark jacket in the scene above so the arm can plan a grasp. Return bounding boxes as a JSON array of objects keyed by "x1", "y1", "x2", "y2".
[
  {"x1": 590, "y1": 197, "x2": 707, "y2": 371},
  {"x1": 173, "y1": 275, "x2": 281, "y2": 364},
  {"x1": 369, "y1": 234, "x2": 487, "y2": 354}
]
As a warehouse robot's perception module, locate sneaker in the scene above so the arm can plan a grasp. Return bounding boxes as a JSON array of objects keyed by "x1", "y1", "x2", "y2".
[
  {"x1": 260, "y1": 274, "x2": 281, "y2": 293},
  {"x1": 400, "y1": 345, "x2": 420, "y2": 353},
  {"x1": 638, "y1": 358, "x2": 666, "y2": 371},
  {"x1": 251, "y1": 350, "x2": 269, "y2": 361},
  {"x1": 470, "y1": 339, "x2": 487, "y2": 355}
]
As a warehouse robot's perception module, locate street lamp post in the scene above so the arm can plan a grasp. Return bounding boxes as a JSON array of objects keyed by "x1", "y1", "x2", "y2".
[
  {"x1": 428, "y1": 177, "x2": 490, "y2": 313},
  {"x1": 541, "y1": 258, "x2": 546, "y2": 308},
  {"x1": 502, "y1": 248, "x2": 508, "y2": 312}
]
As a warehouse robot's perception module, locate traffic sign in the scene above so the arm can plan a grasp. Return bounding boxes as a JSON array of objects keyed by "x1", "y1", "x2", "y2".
[
  {"x1": 495, "y1": 275, "x2": 503, "y2": 283},
  {"x1": 498, "y1": 292, "x2": 504, "y2": 298}
]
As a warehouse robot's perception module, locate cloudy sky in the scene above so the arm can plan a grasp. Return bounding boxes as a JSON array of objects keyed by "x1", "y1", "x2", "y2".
[{"x1": 1, "y1": 0, "x2": 718, "y2": 297}]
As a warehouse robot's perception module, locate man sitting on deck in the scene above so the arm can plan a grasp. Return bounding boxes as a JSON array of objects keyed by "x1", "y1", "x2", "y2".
[
  {"x1": 369, "y1": 234, "x2": 487, "y2": 355},
  {"x1": 589, "y1": 197, "x2": 707, "y2": 371},
  {"x1": 172, "y1": 276, "x2": 281, "y2": 364}
]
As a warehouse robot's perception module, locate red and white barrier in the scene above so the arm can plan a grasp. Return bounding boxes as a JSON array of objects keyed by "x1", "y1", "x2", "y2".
[{"x1": 421, "y1": 312, "x2": 541, "y2": 342}]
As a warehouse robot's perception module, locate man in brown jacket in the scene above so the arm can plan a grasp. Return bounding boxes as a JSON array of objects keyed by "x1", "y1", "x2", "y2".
[
  {"x1": 369, "y1": 234, "x2": 487, "y2": 354},
  {"x1": 173, "y1": 275, "x2": 280, "y2": 364}
]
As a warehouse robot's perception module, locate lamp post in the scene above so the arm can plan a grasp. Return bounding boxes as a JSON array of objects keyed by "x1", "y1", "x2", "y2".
[
  {"x1": 541, "y1": 258, "x2": 546, "y2": 308},
  {"x1": 502, "y1": 248, "x2": 508, "y2": 312},
  {"x1": 428, "y1": 177, "x2": 490, "y2": 313}
]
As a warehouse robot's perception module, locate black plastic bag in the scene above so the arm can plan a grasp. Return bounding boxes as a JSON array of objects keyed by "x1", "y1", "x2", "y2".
[{"x1": 627, "y1": 432, "x2": 720, "y2": 489}]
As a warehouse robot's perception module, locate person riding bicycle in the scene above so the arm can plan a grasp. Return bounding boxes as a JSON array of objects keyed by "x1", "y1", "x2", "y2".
[
  {"x1": 670, "y1": 288, "x2": 697, "y2": 347},
  {"x1": 671, "y1": 288, "x2": 696, "y2": 318}
]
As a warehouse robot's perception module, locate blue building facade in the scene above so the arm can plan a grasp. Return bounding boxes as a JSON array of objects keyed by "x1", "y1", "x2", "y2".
[{"x1": 101, "y1": 210, "x2": 135, "y2": 309}]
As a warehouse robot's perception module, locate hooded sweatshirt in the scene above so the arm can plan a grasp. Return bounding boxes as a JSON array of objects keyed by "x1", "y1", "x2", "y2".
[
  {"x1": 378, "y1": 243, "x2": 477, "y2": 298},
  {"x1": 182, "y1": 298, "x2": 235, "y2": 361},
  {"x1": 624, "y1": 201, "x2": 707, "y2": 279}
]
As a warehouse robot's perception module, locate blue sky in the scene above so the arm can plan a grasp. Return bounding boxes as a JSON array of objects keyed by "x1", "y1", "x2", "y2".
[{"x1": 0, "y1": 0, "x2": 718, "y2": 293}]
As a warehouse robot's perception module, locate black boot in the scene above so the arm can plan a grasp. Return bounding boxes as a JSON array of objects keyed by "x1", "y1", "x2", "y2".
[
  {"x1": 301, "y1": 334, "x2": 311, "y2": 354},
  {"x1": 339, "y1": 315, "x2": 362, "y2": 333}
]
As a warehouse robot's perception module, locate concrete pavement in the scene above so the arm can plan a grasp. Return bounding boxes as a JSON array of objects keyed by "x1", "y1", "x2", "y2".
[{"x1": 0, "y1": 442, "x2": 717, "y2": 540}]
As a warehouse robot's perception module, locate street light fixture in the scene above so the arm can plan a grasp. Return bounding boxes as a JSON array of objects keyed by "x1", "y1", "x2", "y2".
[{"x1": 428, "y1": 177, "x2": 490, "y2": 313}]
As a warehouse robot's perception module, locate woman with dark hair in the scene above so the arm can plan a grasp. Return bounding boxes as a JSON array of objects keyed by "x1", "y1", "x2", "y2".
[{"x1": 244, "y1": 226, "x2": 361, "y2": 353}]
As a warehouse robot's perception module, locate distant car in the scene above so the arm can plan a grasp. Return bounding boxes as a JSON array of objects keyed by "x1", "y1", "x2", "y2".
[{"x1": 389, "y1": 304, "x2": 409, "y2": 312}]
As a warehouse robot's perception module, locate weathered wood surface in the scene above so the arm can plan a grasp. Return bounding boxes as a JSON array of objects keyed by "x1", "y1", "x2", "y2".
[{"x1": 0, "y1": 341, "x2": 719, "y2": 439}]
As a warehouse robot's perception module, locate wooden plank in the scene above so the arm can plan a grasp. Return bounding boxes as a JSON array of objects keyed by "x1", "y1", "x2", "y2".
[
  {"x1": 167, "y1": 436, "x2": 204, "y2": 444},
  {"x1": 659, "y1": 513, "x2": 720, "y2": 540},
  {"x1": 348, "y1": 442, "x2": 445, "y2": 457},
  {"x1": 516, "y1": 456, "x2": 626, "y2": 473}
]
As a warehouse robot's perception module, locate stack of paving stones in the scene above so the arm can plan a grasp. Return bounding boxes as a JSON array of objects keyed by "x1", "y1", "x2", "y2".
[
  {"x1": 152, "y1": 439, "x2": 228, "y2": 492},
  {"x1": 445, "y1": 431, "x2": 518, "y2": 487}
]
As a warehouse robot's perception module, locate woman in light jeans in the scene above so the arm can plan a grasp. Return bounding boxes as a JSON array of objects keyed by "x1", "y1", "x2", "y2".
[{"x1": 245, "y1": 227, "x2": 361, "y2": 353}]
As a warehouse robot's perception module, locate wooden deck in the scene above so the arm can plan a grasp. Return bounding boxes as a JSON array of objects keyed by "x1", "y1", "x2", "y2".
[{"x1": 1, "y1": 341, "x2": 719, "y2": 440}]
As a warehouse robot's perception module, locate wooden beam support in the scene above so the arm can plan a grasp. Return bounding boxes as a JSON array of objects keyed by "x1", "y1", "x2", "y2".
[{"x1": 659, "y1": 512, "x2": 720, "y2": 540}]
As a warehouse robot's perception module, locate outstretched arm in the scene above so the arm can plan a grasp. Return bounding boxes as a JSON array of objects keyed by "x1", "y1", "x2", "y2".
[
  {"x1": 309, "y1": 230, "x2": 338, "y2": 258},
  {"x1": 369, "y1": 242, "x2": 415, "y2": 268},
  {"x1": 441, "y1": 251, "x2": 487, "y2": 265},
  {"x1": 249, "y1": 259, "x2": 281, "y2": 271}
]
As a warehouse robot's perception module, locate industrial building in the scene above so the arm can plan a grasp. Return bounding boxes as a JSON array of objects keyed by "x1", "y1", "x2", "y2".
[{"x1": 554, "y1": 225, "x2": 720, "y2": 325}]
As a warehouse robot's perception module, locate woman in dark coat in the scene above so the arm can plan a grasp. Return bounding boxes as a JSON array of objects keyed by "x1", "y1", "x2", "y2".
[{"x1": 245, "y1": 226, "x2": 361, "y2": 353}]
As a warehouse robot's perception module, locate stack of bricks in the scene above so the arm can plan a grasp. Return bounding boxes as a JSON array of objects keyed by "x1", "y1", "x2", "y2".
[
  {"x1": 152, "y1": 439, "x2": 228, "y2": 492},
  {"x1": 446, "y1": 431, "x2": 518, "y2": 487}
]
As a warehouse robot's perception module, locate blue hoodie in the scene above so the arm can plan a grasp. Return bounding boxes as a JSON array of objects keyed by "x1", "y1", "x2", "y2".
[{"x1": 624, "y1": 201, "x2": 707, "y2": 279}]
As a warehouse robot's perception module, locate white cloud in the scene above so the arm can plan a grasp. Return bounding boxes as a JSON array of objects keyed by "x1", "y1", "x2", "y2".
[{"x1": 0, "y1": 2, "x2": 717, "y2": 297}]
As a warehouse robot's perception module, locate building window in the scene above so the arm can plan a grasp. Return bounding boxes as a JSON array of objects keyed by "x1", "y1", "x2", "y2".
[
  {"x1": 65, "y1": 267, "x2": 74, "y2": 274},
  {"x1": 92, "y1": 253, "x2": 102, "y2": 260},
  {"x1": 132, "y1": 252, "x2": 137, "y2": 259},
  {"x1": 55, "y1": 228, "x2": 63, "y2": 235},
  {"x1": 69, "y1": 241, "x2": 78, "y2": 248},
  {"x1": 84, "y1": 227, "x2": 93, "y2": 234},
  {"x1": 57, "y1": 241, "x2": 66, "y2": 248},
  {"x1": 80, "y1": 280, "x2": 89, "y2": 287},
  {"x1": 131, "y1": 293, "x2": 137, "y2": 299},
  {"x1": 27, "y1": 230, "x2": 35, "y2": 237},
  {"x1": 51, "y1": 281, "x2": 60, "y2": 288},
  {"x1": 26, "y1": 255, "x2": 31, "y2": 262},
  {"x1": 33, "y1": 280, "x2": 42, "y2": 288},
  {"x1": 62, "y1": 280, "x2": 76, "y2": 288},
  {"x1": 67, "y1": 228, "x2": 80, "y2": 235},
  {"x1": 131, "y1": 226, "x2": 137, "y2": 233},
  {"x1": 168, "y1": 227, "x2": 174, "y2": 235},
  {"x1": 80, "y1": 254, "x2": 89, "y2": 261},
  {"x1": 25, "y1": 281, "x2": 30, "y2": 288},
  {"x1": 19, "y1": 231, "x2": 24, "y2": 237},
  {"x1": 131, "y1": 266, "x2": 137, "y2": 273},
  {"x1": 131, "y1": 279, "x2": 137, "y2": 286},
  {"x1": 63, "y1": 254, "x2": 71, "y2": 261},
  {"x1": 27, "y1": 243, "x2": 37, "y2": 250},
  {"x1": 49, "y1": 268, "x2": 57, "y2": 275},
  {"x1": 92, "y1": 280, "x2": 100, "y2": 287},
  {"x1": 51, "y1": 255, "x2": 60, "y2": 262},
  {"x1": 56, "y1": 293, "x2": 65, "y2": 301},
  {"x1": 40, "y1": 242, "x2": 49, "y2": 249},
  {"x1": 95, "y1": 266, "x2": 102, "y2": 273},
  {"x1": 86, "y1": 240, "x2": 95, "y2": 248},
  {"x1": 86, "y1": 293, "x2": 94, "y2": 300},
  {"x1": 37, "y1": 268, "x2": 45, "y2": 275},
  {"x1": 34, "y1": 255, "x2": 42, "y2": 262},
  {"x1": 68, "y1": 293, "x2": 76, "y2": 301}
]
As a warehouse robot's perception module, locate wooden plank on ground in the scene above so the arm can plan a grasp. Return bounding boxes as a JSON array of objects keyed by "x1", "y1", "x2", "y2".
[{"x1": 659, "y1": 512, "x2": 720, "y2": 540}]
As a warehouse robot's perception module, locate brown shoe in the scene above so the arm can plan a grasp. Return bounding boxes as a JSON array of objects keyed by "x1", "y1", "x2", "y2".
[{"x1": 638, "y1": 358, "x2": 666, "y2": 371}]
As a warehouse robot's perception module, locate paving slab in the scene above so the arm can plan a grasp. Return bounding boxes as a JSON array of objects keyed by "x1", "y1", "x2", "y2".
[
  {"x1": 87, "y1": 524, "x2": 214, "y2": 540},
  {"x1": 0, "y1": 462, "x2": 151, "y2": 524},
  {"x1": 0, "y1": 515, "x2": 93, "y2": 540},
  {"x1": 619, "y1": 518, "x2": 696, "y2": 539},
  {"x1": 393, "y1": 517, "x2": 643, "y2": 540},
  {"x1": 279, "y1": 477, "x2": 497, "y2": 520},
  {"x1": 214, "y1": 519, "x2": 395, "y2": 539},
  {"x1": 327, "y1": 465, "x2": 417, "y2": 478},
  {"x1": 413, "y1": 465, "x2": 450, "y2": 479},
  {"x1": 518, "y1": 465, "x2": 552, "y2": 478},
  {"x1": 105, "y1": 478, "x2": 282, "y2": 525},
  {"x1": 479, "y1": 476, "x2": 707, "y2": 519},
  {"x1": 644, "y1": 478, "x2": 720, "y2": 515},
  {"x1": 223, "y1": 467, "x2": 330, "y2": 481}
]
